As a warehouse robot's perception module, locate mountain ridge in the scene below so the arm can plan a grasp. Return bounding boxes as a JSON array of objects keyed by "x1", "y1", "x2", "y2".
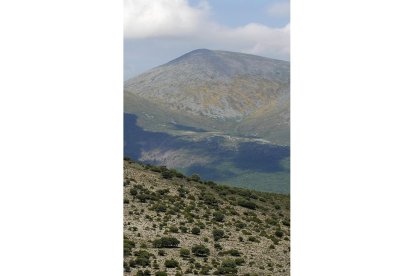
[
  {"x1": 124, "y1": 49, "x2": 290, "y2": 193},
  {"x1": 124, "y1": 49, "x2": 289, "y2": 145}
]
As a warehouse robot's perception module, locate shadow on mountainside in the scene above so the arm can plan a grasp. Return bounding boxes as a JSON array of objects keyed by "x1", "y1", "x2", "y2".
[{"x1": 124, "y1": 113, "x2": 290, "y2": 193}]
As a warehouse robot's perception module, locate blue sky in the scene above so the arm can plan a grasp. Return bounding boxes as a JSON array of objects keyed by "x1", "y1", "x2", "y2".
[
  {"x1": 188, "y1": 0, "x2": 289, "y2": 28},
  {"x1": 124, "y1": 0, "x2": 290, "y2": 79}
]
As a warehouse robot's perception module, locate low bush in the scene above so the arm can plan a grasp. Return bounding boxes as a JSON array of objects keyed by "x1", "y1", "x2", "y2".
[
  {"x1": 153, "y1": 237, "x2": 180, "y2": 248},
  {"x1": 238, "y1": 200, "x2": 257, "y2": 210},
  {"x1": 165, "y1": 259, "x2": 179, "y2": 268},
  {"x1": 275, "y1": 230, "x2": 284, "y2": 238},
  {"x1": 212, "y1": 229, "x2": 225, "y2": 241},
  {"x1": 192, "y1": 244, "x2": 210, "y2": 257},
  {"x1": 213, "y1": 212, "x2": 225, "y2": 222},
  {"x1": 180, "y1": 248, "x2": 190, "y2": 258},
  {"x1": 191, "y1": 227, "x2": 201, "y2": 235}
]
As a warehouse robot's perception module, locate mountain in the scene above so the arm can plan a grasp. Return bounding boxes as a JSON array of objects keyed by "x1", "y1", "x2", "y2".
[
  {"x1": 124, "y1": 49, "x2": 289, "y2": 145},
  {"x1": 124, "y1": 159, "x2": 290, "y2": 276},
  {"x1": 124, "y1": 49, "x2": 290, "y2": 193}
]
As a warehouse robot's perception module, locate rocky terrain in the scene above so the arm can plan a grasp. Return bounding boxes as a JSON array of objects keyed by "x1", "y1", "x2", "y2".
[
  {"x1": 124, "y1": 159, "x2": 290, "y2": 275},
  {"x1": 124, "y1": 49, "x2": 290, "y2": 145},
  {"x1": 124, "y1": 49, "x2": 290, "y2": 193}
]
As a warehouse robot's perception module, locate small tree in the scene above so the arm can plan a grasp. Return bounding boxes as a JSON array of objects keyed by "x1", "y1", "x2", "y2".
[
  {"x1": 192, "y1": 244, "x2": 210, "y2": 257},
  {"x1": 212, "y1": 229, "x2": 225, "y2": 241},
  {"x1": 191, "y1": 227, "x2": 201, "y2": 235}
]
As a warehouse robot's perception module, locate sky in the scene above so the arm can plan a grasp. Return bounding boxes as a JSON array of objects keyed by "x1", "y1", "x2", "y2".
[{"x1": 124, "y1": 0, "x2": 290, "y2": 80}]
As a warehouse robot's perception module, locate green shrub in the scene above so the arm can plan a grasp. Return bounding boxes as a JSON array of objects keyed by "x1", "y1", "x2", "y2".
[
  {"x1": 214, "y1": 243, "x2": 222, "y2": 250},
  {"x1": 192, "y1": 244, "x2": 210, "y2": 257},
  {"x1": 136, "y1": 270, "x2": 151, "y2": 276},
  {"x1": 153, "y1": 204, "x2": 167, "y2": 212},
  {"x1": 155, "y1": 272, "x2": 167, "y2": 276},
  {"x1": 213, "y1": 212, "x2": 225, "y2": 222},
  {"x1": 235, "y1": 222, "x2": 246, "y2": 229},
  {"x1": 247, "y1": 236, "x2": 259, "y2": 242},
  {"x1": 161, "y1": 170, "x2": 173, "y2": 179},
  {"x1": 203, "y1": 194, "x2": 219, "y2": 206},
  {"x1": 190, "y1": 174, "x2": 201, "y2": 182},
  {"x1": 124, "y1": 238, "x2": 135, "y2": 256},
  {"x1": 180, "y1": 248, "x2": 190, "y2": 258},
  {"x1": 153, "y1": 237, "x2": 180, "y2": 248},
  {"x1": 234, "y1": 258, "x2": 245, "y2": 266},
  {"x1": 223, "y1": 249, "x2": 241, "y2": 256},
  {"x1": 200, "y1": 265, "x2": 212, "y2": 274},
  {"x1": 238, "y1": 200, "x2": 257, "y2": 210},
  {"x1": 275, "y1": 230, "x2": 284, "y2": 238},
  {"x1": 169, "y1": 226, "x2": 179, "y2": 233},
  {"x1": 282, "y1": 219, "x2": 290, "y2": 226},
  {"x1": 130, "y1": 188, "x2": 138, "y2": 196},
  {"x1": 212, "y1": 229, "x2": 225, "y2": 241},
  {"x1": 124, "y1": 261, "x2": 130, "y2": 272},
  {"x1": 132, "y1": 250, "x2": 151, "y2": 267},
  {"x1": 165, "y1": 258, "x2": 179, "y2": 268},
  {"x1": 191, "y1": 227, "x2": 201, "y2": 235},
  {"x1": 216, "y1": 259, "x2": 238, "y2": 275}
]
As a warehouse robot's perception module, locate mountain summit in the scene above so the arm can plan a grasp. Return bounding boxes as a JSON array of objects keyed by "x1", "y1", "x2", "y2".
[{"x1": 124, "y1": 49, "x2": 290, "y2": 145}]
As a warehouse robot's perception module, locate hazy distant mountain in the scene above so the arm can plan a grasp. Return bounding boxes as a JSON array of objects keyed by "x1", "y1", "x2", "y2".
[
  {"x1": 124, "y1": 49, "x2": 290, "y2": 193},
  {"x1": 125, "y1": 49, "x2": 289, "y2": 145}
]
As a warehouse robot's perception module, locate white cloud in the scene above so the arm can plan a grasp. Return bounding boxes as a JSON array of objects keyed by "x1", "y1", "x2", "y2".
[
  {"x1": 213, "y1": 23, "x2": 290, "y2": 58},
  {"x1": 267, "y1": 1, "x2": 290, "y2": 19},
  {"x1": 124, "y1": 0, "x2": 209, "y2": 38},
  {"x1": 124, "y1": 0, "x2": 290, "y2": 74}
]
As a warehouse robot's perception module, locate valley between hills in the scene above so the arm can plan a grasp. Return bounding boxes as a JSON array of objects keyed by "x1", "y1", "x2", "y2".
[{"x1": 124, "y1": 49, "x2": 290, "y2": 193}]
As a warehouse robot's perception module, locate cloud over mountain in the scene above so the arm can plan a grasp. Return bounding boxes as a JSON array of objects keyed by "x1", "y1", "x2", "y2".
[{"x1": 124, "y1": 0, "x2": 289, "y2": 60}]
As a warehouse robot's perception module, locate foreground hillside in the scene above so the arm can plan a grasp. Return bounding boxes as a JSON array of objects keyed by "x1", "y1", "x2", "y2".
[{"x1": 124, "y1": 159, "x2": 290, "y2": 276}]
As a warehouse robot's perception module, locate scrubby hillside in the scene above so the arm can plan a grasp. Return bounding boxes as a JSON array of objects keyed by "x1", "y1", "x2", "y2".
[{"x1": 124, "y1": 159, "x2": 290, "y2": 276}]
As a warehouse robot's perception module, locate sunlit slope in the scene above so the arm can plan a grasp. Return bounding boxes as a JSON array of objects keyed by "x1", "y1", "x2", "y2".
[{"x1": 124, "y1": 49, "x2": 290, "y2": 145}]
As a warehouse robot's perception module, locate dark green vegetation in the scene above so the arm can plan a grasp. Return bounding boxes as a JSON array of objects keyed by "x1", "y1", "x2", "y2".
[
  {"x1": 124, "y1": 113, "x2": 290, "y2": 194},
  {"x1": 124, "y1": 159, "x2": 290, "y2": 275},
  {"x1": 124, "y1": 49, "x2": 290, "y2": 194}
]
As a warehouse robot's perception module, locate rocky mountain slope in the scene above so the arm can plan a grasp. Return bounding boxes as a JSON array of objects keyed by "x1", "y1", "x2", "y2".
[
  {"x1": 124, "y1": 49, "x2": 289, "y2": 145},
  {"x1": 124, "y1": 159, "x2": 290, "y2": 276},
  {"x1": 124, "y1": 49, "x2": 290, "y2": 193}
]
